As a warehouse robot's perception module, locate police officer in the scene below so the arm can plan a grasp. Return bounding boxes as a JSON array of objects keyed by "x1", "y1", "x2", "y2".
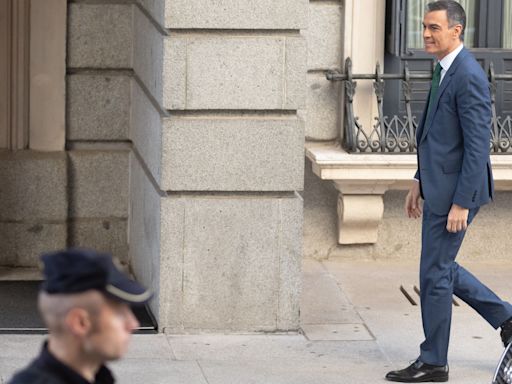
[{"x1": 8, "y1": 248, "x2": 152, "y2": 384}]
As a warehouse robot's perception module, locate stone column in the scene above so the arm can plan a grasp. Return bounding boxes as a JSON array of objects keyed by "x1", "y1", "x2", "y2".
[{"x1": 131, "y1": 1, "x2": 307, "y2": 332}]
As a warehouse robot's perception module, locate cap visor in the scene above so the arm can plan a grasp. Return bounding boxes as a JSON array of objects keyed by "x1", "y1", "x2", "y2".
[{"x1": 106, "y1": 268, "x2": 152, "y2": 305}]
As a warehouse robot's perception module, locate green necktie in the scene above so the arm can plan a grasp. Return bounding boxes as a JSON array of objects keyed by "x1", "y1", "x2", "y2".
[{"x1": 427, "y1": 63, "x2": 442, "y2": 117}]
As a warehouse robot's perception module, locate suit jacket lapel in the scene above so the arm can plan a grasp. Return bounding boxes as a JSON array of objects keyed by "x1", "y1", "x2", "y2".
[{"x1": 418, "y1": 48, "x2": 469, "y2": 144}]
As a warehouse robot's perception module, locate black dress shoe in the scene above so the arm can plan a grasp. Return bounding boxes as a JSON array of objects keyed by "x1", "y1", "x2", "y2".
[
  {"x1": 385, "y1": 359, "x2": 448, "y2": 382},
  {"x1": 501, "y1": 317, "x2": 512, "y2": 347}
]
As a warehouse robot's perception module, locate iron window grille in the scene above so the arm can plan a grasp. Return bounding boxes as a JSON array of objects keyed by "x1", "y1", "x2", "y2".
[{"x1": 326, "y1": 58, "x2": 512, "y2": 154}]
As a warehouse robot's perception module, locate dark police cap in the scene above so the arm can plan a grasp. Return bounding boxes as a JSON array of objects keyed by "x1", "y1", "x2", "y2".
[{"x1": 40, "y1": 248, "x2": 152, "y2": 305}]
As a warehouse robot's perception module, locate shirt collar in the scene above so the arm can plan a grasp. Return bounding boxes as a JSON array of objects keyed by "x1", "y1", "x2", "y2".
[
  {"x1": 35, "y1": 341, "x2": 115, "y2": 384},
  {"x1": 439, "y1": 43, "x2": 464, "y2": 72}
]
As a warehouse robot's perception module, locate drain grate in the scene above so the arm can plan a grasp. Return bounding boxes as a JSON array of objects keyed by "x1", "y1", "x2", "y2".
[
  {"x1": 400, "y1": 285, "x2": 460, "y2": 307},
  {"x1": 400, "y1": 285, "x2": 418, "y2": 306}
]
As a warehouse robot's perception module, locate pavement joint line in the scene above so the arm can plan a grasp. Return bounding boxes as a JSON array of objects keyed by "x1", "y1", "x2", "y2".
[
  {"x1": 318, "y1": 260, "x2": 367, "y2": 325},
  {"x1": 195, "y1": 360, "x2": 211, "y2": 384},
  {"x1": 164, "y1": 335, "x2": 178, "y2": 360},
  {"x1": 320, "y1": 261, "x2": 407, "y2": 368},
  {"x1": 300, "y1": 322, "x2": 366, "y2": 326},
  {"x1": 298, "y1": 327, "x2": 311, "y2": 342},
  {"x1": 361, "y1": 322, "x2": 377, "y2": 341}
]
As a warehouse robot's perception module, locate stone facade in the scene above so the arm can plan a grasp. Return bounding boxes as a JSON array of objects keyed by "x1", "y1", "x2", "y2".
[
  {"x1": 129, "y1": 0, "x2": 306, "y2": 332},
  {"x1": 4, "y1": 0, "x2": 510, "y2": 335},
  {"x1": 0, "y1": 1, "x2": 134, "y2": 267},
  {"x1": 0, "y1": 151, "x2": 67, "y2": 266},
  {"x1": 65, "y1": 2, "x2": 133, "y2": 264},
  {"x1": 302, "y1": 0, "x2": 343, "y2": 257}
]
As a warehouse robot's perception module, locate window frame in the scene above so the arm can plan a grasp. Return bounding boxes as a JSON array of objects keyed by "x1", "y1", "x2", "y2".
[{"x1": 390, "y1": 0, "x2": 512, "y2": 57}]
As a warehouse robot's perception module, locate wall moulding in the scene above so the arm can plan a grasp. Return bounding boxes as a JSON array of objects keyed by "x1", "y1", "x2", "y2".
[{"x1": 307, "y1": 142, "x2": 512, "y2": 245}]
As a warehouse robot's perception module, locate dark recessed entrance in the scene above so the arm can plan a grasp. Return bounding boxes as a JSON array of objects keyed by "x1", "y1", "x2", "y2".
[{"x1": 0, "y1": 280, "x2": 157, "y2": 334}]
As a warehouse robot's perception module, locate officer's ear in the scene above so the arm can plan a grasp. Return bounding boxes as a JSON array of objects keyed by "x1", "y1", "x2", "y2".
[{"x1": 65, "y1": 308, "x2": 93, "y2": 337}]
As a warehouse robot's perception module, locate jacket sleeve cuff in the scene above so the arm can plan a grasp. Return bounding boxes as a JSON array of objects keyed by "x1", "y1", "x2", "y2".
[{"x1": 452, "y1": 191, "x2": 476, "y2": 210}]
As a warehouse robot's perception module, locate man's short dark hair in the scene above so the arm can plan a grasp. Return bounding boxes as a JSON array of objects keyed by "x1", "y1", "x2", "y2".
[{"x1": 426, "y1": 0, "x2": 466, "y2": 41}]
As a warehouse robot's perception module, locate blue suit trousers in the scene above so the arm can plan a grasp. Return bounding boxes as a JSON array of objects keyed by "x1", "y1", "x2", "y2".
[{"x1": 419, "y1": 202, "x2": 512, "y2": 365}]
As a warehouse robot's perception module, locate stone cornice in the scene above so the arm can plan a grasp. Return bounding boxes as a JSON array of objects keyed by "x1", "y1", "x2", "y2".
[{"x1": 306, "y1": 142, "x2": 512, "y2": 191}]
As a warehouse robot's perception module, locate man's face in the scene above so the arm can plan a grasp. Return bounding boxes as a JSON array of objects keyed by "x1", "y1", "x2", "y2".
[
  {"x1": 84, "y1": 298, "x2": 139, "y2": 361},
  {"x1": 423, "y1": 10, "x2": 462, "y2": 59}
]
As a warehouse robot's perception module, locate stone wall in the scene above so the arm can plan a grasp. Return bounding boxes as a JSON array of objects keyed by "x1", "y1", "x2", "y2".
[
  {"x1": 130, "y1": 0, "x2": 306, "y2": 332},
  {"x1": 303, "y1": 0, "x2": 342, "y2": 141},
  {"x1": 0, "y1": 1, "x2": 132, "y2": 268},
  {"x1": 302, "y1": 0, "x2": 343, "y2": 258},
  {"x1": 0, "y1": 151, "x2": 67, "y2": 266},
  {"x1": 66, "y1": 2, "x2": 132, "y2": 263}
]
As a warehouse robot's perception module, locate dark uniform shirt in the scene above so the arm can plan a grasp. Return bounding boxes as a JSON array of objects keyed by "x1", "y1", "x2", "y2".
[{"x1": 8, "y1": 342, "x2": 115, "y2": 384}]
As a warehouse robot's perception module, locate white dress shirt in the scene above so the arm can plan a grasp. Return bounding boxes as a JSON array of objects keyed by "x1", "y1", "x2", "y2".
[{"x1": 438, "y1": 43, "x2": 464, "y2": 84}]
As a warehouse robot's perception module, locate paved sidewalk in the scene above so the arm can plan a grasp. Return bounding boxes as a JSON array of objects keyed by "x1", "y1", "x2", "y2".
[{"x1": 1, "y1": 258, "x2": 511, "y2": 383}]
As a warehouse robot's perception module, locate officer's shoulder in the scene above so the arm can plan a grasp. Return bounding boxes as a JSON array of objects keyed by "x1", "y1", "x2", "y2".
[{"x1": 8, "y1": 366, "x2": 66, "y2": 384}]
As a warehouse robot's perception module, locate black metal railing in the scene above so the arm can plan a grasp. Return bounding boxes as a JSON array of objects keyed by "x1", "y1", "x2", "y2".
[{"x1": 326, "y1": 58, "x2": 512, "y2": 153}]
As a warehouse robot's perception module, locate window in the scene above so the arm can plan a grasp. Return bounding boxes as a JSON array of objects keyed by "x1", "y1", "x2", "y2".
[
  {"x1": 384, "y1": 0, "x2": 512, "y2": 119},
  {"x1": 505, "y1": 0, "x2": 512, "y2": 49},
  {"x1": 406, "y1": 0, "x2": 479, "y2": 48},
  {"x1": 404, "y1": 0, "x2": 512, "y2": 51}
]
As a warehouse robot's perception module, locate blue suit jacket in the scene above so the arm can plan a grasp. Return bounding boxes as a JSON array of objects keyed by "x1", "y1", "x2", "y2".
[{"x1": 414, "y1": 48, "x2": 494, "y2": 216}]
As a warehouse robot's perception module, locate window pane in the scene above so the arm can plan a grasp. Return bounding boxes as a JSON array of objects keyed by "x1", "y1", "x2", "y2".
[
  {"x1": 504, "y1": 0, "x2": 512, "y2": 48},
  {"x1": 407, "y1": 0, "x2": 428, "y2": 49},
  {"x1": 407, "y1": 0, "x2": 478, "y2": 49}
]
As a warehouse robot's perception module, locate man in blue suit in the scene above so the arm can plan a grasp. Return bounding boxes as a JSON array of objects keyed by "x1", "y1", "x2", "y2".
[{"x1": 386, "y1": 1, "x2": 512, "y2": 382}]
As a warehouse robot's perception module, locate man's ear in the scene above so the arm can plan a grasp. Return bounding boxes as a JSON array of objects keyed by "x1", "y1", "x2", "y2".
[
  {"x1": 453, "y1": 24, "x2": 463, "y2": 40},
  {"x1": 64, "y1": 308, "x2": 92, "y2": 337}
]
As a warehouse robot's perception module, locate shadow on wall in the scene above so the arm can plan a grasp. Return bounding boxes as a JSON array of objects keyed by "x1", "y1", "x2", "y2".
[
  {"x1": 302, "y1": 159, "x2": 338, "y2": 260},
  {"x1": 0, "y1": 150, "x2": 129, "y2": 268},
  {"x1": 0, "y1": 151, "x2": 67, "y2": 267}
]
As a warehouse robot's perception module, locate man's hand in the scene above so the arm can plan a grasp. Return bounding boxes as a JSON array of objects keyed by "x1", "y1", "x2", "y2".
[
  {"x1": 405, "y1": 181, "x2": 422, "y2": 219},
  {"x1": 446, "y1": 204, "x2": 469, "y2": 233}
]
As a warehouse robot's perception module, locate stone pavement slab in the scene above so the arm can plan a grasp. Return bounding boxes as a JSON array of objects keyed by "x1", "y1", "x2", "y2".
[
  {"x1": 301, "y1": 323, "x2": 373, "y2": 341},
  {"x1": 169, "y1": 334, "x2": 388, "y2": 384},
  {"x1": 0, "y1": 335, "x2": 45, "y2": 359},
  {"x1": 168, "y1": 334, "x2": 384, "y2": 364},
  {"x1": 301, "y1": 258, "x2": 363, "y2": 325},
  {"x1": 1, "y1": 359, "x2": 33, "y2": 384},
  {"x1": 121, "y1": 334, "x2": 175, "y2": 360},
  {"x1": 110, "y1": 360, "x2": 207, "y2": 384},
  {"x1": 322, "y1": 259, "x2": 512, "y2": 383},
  {"x1": 1, "y1": 258, "x2": 511, "y2": 384},
  {"x1": 197, "y1": 359, "x2": 386, "y2": 384}
]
